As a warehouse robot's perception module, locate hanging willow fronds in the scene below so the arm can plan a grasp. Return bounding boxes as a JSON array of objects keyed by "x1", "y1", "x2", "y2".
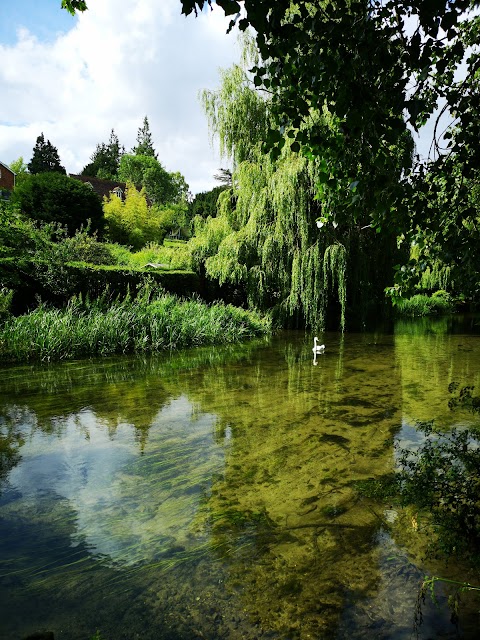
[
  {"x1": 323, "y1": 243, "x2": 347, "y2": 331},
  {"x1": 199, "y1": 64, "x2": 269, "y2": 168},
  {"x1": 191, "y1": 38, "x2": 398, "y2": 331}
]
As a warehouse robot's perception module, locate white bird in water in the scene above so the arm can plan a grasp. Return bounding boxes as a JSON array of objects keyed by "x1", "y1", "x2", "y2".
[{"x1": 312, "y1": 337, "x2": 325, "y2": 353}]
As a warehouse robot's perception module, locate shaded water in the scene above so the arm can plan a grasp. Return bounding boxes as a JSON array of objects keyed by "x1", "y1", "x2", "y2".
[{"x1": 1, "y1": 315, "x2": 480, "y2": 639}]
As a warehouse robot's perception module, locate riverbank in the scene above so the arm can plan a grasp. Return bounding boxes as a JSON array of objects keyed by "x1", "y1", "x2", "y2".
[{"x1": 0, "y1": 290, "x2": 271, "y2": 362}]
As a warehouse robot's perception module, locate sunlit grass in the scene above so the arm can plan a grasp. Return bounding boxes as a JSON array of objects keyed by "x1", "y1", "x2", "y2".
[
  {"x1": 395, "y1": 291, "x2": 454, "y2": 317},
  {"x1": 0, "y1": 291, "x2": 271, "y2": 362},
  {"x1": 107, "y1": 241, "x2": 192, "y2": 270}
]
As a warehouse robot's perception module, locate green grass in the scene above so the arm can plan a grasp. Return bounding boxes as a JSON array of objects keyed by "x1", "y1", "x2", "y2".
[
  {"x1": 395, "y1": 291, "x2": 455, "y2": 317},
  {"x1": 0, "y1": 291, "x2": 271, "y2": 362},
  {"x1": 107, "y1": 242, "x2": 191, "y2": 271}
]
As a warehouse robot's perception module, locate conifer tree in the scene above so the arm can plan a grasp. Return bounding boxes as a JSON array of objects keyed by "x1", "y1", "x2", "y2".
[
  {"x1": 81, "y1": 129, "x2": 124, "y2": 180},
  {"x1": 132, "y1": 116, "x2": 157, "y2": 158},
  {"x1": 27, "y1": 133, "x2": 66, "y2": 175}
]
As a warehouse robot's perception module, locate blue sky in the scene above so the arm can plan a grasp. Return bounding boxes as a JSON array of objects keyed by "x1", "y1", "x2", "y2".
[
  {"x1": 0, "y1": 0, "x2": 77, "y2": 45},
  {"x1": 0, "y1": 0, "x2": 237, "y2": 193}
]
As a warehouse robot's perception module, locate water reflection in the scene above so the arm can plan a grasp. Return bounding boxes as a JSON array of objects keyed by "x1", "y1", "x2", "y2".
[{"x1": 0, "y1": 322, "x2": 479, "y2": 639}]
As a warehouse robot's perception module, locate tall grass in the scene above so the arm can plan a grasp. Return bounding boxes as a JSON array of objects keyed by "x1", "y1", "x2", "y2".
[
  {"x1": 0, "y1": 291, "x2": 271, "y2": 362},
  {"x1": 395, "y1": 291, "x2": 455, "y2": 317}
]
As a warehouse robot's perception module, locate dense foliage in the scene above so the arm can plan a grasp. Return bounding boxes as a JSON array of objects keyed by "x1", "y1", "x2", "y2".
[
  {"x1": 80, "y1": 119, "x2": 189, "y2": 208},
  {"x1": 28, "y1": 133, "x2": 66, "y2": 175},
  {"x1": 118, "y1": 154, "x2": 188, "y2": 205},
  {"x1": 82, "y1": 129, "x2": 124, "y2": 180},
  {"x1": 394, "y1": 291, "x2": 455, "y2": 316},
  {"x1": 176, "y1": 0, "x2": 480, "y2": 304},
  {"x1": 9, "y1": 157, "x2": 28, "y2": 183},
  {"x1": 188, "y1": 49, "x2": 401, "y2": 329},
  {"x1": 395, "y1": 152, "x2": 480, "y2": 301},
  {"x1": 11, "y1": 173, "x2": 104, "y2": 236},
  {"x1": 103, "y1": 183, "x2": 188, "y2": 249},
  {"x1": 188, "y1": 185, "x2": 228, "y2": 219}
]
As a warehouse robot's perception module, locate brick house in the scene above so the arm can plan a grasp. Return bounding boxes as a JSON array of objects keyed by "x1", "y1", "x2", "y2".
[{"x1": 0, "y1": 161, "x2": 16, "y2": 194}]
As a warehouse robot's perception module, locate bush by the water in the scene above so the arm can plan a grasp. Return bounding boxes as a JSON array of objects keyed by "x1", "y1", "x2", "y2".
[
  {"x1": 0, "y1": 290, "x2": 271, "y2": 362},
  {"x1": 395, "y1": 291, "x2": 454, "y2": 317},
  {"x1": 358, "y1": 417, "x2": 480, "y2": 566}
]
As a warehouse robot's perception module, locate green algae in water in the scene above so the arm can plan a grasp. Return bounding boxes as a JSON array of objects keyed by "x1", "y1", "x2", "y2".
[{"x1": 1, "y1": 326, "x2": 480, "y2": 639}]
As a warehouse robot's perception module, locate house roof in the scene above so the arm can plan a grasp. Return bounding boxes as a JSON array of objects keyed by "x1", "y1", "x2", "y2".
[
  {"x1": 0, "y1": 160, "x2": 16, "y2": 175},
  {"x1": 69, "y1": 174, "x2": 127, "y2": 200}
]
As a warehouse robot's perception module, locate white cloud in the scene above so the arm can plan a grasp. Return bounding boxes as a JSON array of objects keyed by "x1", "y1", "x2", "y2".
[{"x1": 0, "y1": 0, "x2": 238, "y2": 193}]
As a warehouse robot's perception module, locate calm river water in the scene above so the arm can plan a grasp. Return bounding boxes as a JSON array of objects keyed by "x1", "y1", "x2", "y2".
[{"x1": 1, "y1": 316, "x2": 480, "y2": 640}]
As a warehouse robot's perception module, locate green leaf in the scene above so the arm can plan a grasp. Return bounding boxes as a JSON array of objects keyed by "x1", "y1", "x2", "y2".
[
  {"x1": 216, "y1": 0, "x2": 241, "y2": 17},
  {"x1": 317, "y1": 172, "x2": 329, "y2": 185},
  {"x1": 441, "y1": 10, "x2": 458, "y2": 33},
  {"x1": 61, "y1": 0, "x2": 88, "y2": 14}
]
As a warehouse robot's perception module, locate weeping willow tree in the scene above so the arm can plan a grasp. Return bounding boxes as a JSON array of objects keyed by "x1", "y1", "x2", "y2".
[{"x1": 189, "y1": 38, "x2": 406, "y2": 331}]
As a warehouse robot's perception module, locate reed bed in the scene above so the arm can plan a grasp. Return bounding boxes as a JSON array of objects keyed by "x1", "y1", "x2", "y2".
[{"x1": 0, "y1": 292, "x2": 270, "y2": 362}]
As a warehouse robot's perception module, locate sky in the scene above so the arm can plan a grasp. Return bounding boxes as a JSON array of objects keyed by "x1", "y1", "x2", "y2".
[{"x1": 0, "y1": 0, "x2": 239, "y2": 194}]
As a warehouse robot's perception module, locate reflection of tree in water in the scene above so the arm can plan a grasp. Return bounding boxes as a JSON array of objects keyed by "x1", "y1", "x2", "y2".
[
  {"x1": 0, "y1": 340, "x2": 267, "y2": 451},
  {"x1": 0, "y1": 405, "x2": 32, "y2": 487},
  {"x1": 0, "y1": 428, "x2": 22, "y2": 485},
  {"x1": 395, "y1": 318, "x2": 480, "y2": 428}
]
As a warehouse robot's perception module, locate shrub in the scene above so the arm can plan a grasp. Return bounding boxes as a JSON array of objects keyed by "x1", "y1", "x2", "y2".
[
  {"x1": 103, "y1": 183, "x2": 188, "y2": 249},
  {"x1": 59, "y1": 228, "x2": 115, "y2": 265},
  {"x1": 11, "y1": 173, "x2": 104, "y2": 236}
]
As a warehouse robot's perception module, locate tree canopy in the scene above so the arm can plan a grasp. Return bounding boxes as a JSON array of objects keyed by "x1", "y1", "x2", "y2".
[
  {"x1": 189, "y1": 185, "x2": 228, "y2": 220},
  {"x1": 11, "y1": 173, "x2": 104, "y2": 236},
  {"x1": 190, "y1": 50, "x2": 401, "y2": 329},
  {"x1": 117, "y1": 154, "x2": 189, "y2": 205},
  {"x1": 82, "y1": 129, "x2": 124, "y2": 180},
  {"x1": 132, "y1": 116, "x2": 157, "y2": 158},
  {"x1": 61, "y1": 1, "x2": 480, "y2": 175},
  {"x1": 9, "y1": 157, "x2": 28, "y2": 176},
  {"x1": 9, "y1": 157, "x2": 28, "y2": 186},
  {"x1": 28, "y1": 133, "x2": 66, "y2": 175}
]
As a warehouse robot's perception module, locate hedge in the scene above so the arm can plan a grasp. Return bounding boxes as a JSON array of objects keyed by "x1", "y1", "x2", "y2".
[{"x1": 0, "y1": 258, "x2": 202, "y2": 312}]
